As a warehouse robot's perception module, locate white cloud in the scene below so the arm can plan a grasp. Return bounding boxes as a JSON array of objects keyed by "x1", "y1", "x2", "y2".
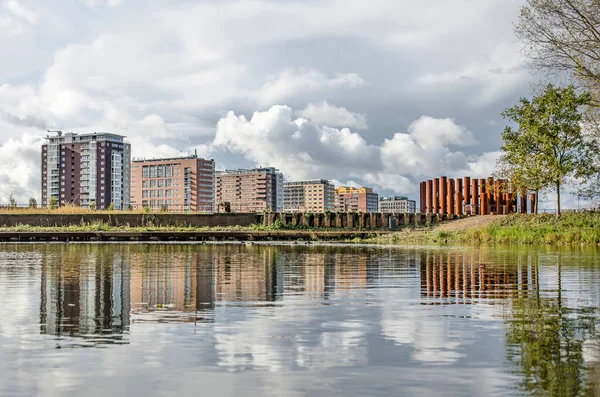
[
  {"x1": 298, "y1": 101, "x2": 367, "y2": 129},
  {"x1": 467, "y1": 151, "x2": 501, "y2": 178},
  {"x1": 0, "y1": 14, "x2": 23, "y2": 37},
  {"x1": 408, "y1": 116, "x2": 477, "y2": 147},
  {"x1": 380, "y1": 116, "x2": 481, "y2": 178},
  {"x1": 256, "y1": 69, "x2": 367, "y2": 106},
  {"x1": 79, "y1": 0, "x2": 123, "y2": 8},
  {"x1": 418, "y1": 43, "x2": 529, "y2": 106},
  {"x1": 211, "y1": 105, "x2": 497, "y2": 195},
  {"x1": 0, "y1": 0, "x2": 535, "y2": 203},
  {"x1": 0, "y1": 131, "x2": 43, "y2": 204},
  {"x1": 4, "y1": 0, "x2": 36, "y2": 24},
  {"x1": 212, "y1": 105, "x2": 381, "y2": 181}
]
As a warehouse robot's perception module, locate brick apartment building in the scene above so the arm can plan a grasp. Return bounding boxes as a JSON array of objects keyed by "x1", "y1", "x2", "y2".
[
  {"x1": 215, "y1": 167, "x2": 283, "y2": 212},
  {"x1": 283, "y1": 179, "x2": 335, "y2": 212},
  {"x1": 130, "y1": 154, "x2": 214, "y2": 212},
  {"x1": 378, "y1": 196, "x2": 416, "y2": 213},
  {"x1": 335, "y1": 186, "x2": 379, "y2": 213},
  {"x1": 41, "y1": 131, "x2": 130, "y2": 209}
]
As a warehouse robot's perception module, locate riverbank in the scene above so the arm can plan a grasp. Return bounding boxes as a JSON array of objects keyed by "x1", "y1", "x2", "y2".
[
  {"x1": 371, "y1": 212, "x2": 600, "y2": 246},
  {"x1": 0, "y1": 229, "x2": 385, "y2": 242}
]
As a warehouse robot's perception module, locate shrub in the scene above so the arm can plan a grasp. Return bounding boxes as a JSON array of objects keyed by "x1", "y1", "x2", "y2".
[
  {"x1": 28, "y1": 198, "x2": 37, "y2": 208},
  {"x1": 49, "y1": 197, "x2": 58, "y2": 210}
]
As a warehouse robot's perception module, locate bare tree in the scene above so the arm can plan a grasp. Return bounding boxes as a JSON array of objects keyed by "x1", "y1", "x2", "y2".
[{"x1": 516, "y1": 0, "x2": 600, "y2": 106}]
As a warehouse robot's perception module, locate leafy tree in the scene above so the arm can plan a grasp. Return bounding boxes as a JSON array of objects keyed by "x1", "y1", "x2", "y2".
[
  {"x1": 516, "y1": 0, "x2": 600, "y2": 107},
  {"x1": 500, "y1": 84, "x2": 597, "y2": 216},
  {"x1": 48, "y1": 196, "x2": 57, "y2": 210},
  {"x1": 90, "y1": 201, "x2": 96, "y2": 211},
  {"x1": 107, "y1": 202, "x2": 115, "y2": 211},
  {"x1": 28, "y1": 197, "x2": 37, "y2": 208}
]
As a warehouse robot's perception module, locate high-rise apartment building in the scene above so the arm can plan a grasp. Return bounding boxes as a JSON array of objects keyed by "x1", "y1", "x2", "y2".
[
  {"x1": 283, "y1": 179, "x2": 335, "y2": 212},
  {"x1": 335, "y1": 186, "x2": 379, "y2": 213},
  {"x1": 130, "y1": 154, "x2": 215, "y2": 212},
  {"x1": 215, "y1": 167, "x2": 283, "y2": 212},
  {"x1": 41, "y1": 131, "x2": 130, "y2": 209},
  {"x1": 378, "y1": 196, "x2": 416, "y2": 214}
]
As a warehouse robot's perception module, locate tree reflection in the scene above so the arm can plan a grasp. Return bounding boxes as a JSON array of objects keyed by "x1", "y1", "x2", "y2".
[{"x1": 505, "y1": 255, "x2": 600, "y2": 396}]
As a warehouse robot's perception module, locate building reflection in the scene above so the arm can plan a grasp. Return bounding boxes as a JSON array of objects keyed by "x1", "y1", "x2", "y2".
[
  {"x1": 419, "y1": 250, "x2": 539, "y2": 304},
  {"x1": 129, "y1": 246, "x2": 215, "y2": 323},
  {"x1": 40, "y1": 245, "x2": 131, "y2": 345}
]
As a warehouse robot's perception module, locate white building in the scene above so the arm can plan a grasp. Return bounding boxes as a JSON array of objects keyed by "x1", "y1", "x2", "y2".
[{"x1": 378, "y1": 196, "x2": 416, "y2": 214}]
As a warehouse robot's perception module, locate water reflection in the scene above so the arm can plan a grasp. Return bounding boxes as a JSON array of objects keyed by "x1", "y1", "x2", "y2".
[
  {"x1": 40, "y1": 246, "x2": 131, "y2": 346},
  {"x1": 1, "y1": 244, "x2": 600, "y2": 396}
]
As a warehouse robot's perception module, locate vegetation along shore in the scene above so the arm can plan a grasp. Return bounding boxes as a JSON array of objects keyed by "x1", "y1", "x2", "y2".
[{"x1": 1, "y1": 210, "x2": 599, "y2": 246}]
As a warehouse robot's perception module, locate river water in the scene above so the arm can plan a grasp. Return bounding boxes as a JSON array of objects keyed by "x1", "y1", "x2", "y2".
[{"x1": 0, "y1": 243, "x2": 599, "y2": 396}]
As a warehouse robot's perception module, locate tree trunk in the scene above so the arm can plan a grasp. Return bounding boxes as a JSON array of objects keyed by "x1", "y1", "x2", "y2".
[{"x1": 556, "y1": 181, "x2": 561, "y2": 217}]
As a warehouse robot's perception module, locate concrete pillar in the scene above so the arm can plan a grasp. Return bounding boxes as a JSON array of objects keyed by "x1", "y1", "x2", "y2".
[
  {"x1": 314, "y1": 213, "x2": 323, "y2": 228},
  {"x1": 463, "y1": 176, "x2": 471, "y2": 208},
  {"x1": 346, "y1": 213, "x2": 354, "y2": 228},
  {"x1": 397, "y1": 214, "x2": 405, "y2": 226},
  {"x1": 440, "y1": 176, "x2": 447, "y2": 215},
  {"x1": 414, "y1": 213, "x2": 425, "y2": 226},
  {"x1": 433, "y1": 178, "x2": 440, "y2": 213},
  {"x1": 369, "y1": 213, "x2": 378, "y2": 228},
  {"x1": 323, "y1": 213, "x2": 331, "y2": 228},
  {"x1": 335, "y1": 213, "x2": 344, "y2": 228},
  {"x1": 381, "y1": 213, "x2": 390, "y2": 229},
  {"x1": 426, "y1": 180, "x2": 433, "y2": 214},
  {"x1": 426, "y1": 213, "x2": 434, "y2": 225},
  {"x1": 447, "y1": 179, "x2": 455, "y2": 215}
]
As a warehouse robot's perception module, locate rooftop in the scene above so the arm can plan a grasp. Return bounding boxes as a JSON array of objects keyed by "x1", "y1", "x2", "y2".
[
  {"x1": 284, "y1": 179, "x2": 332, "y2": 185},
  {"x1": 380, "y1": 196, "x2": 412, "y2": 201},
  {"x1": 132, "y1": 154, "x2": 214, "y2": 163},
  {"x1": 216, "y1": 167, "x2": 280, "y2": 175}
]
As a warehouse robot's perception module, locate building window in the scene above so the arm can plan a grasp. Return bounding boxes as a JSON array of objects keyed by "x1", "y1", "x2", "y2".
[
  {"x1": 142, "y1": 180, "x2": 149, "y2": 188},
  {"x1": 158, "y1": 179, "x2": 164, "y2": 188},
  {"x1": 166, "y1": 189, "x2": 172, "y2": 197},
  {"x1": 150, "y1": 190, "x2": 157, "y2": 198},
  {"x1": 165, "y1": 179, "x2": 172, "y2": 187},
  {"x1": 150, "y1": 180, "x2": 156, "y2": 188},
  {"x1": 142, "y1": 190, "x2": 148, "y2": 198}
]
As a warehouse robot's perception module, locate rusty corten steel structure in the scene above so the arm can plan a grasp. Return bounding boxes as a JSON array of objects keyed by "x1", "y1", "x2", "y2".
[
  {"x1": 440, "y1": 176, "x2": 447, "y2": 215},
  {"x1": 425, "y1": 180, "x2": 433, "y2": 214},
  {"x1": 418, "y1": 176, "x2": 536, "y2": 215}
]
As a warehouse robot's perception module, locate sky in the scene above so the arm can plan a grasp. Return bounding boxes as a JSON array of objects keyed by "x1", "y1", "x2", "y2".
[{"x1": 0, "y1": 0, "x2": 560, "y2": 207}]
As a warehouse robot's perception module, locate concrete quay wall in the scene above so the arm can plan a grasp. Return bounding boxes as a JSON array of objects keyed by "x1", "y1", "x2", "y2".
[{"x1": 0, "y1": 212, "x2": 460, "y2": 229}]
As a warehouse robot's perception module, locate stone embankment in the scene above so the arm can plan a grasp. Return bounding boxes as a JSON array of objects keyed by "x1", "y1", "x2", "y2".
[{"x1": 0, "y1": 212, "x2": 463, "y2": 229}]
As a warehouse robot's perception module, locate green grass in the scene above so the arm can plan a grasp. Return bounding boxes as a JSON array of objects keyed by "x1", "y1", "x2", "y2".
[{"x1": 457, "y1": 212, "x2": 600, "y2": 245}]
